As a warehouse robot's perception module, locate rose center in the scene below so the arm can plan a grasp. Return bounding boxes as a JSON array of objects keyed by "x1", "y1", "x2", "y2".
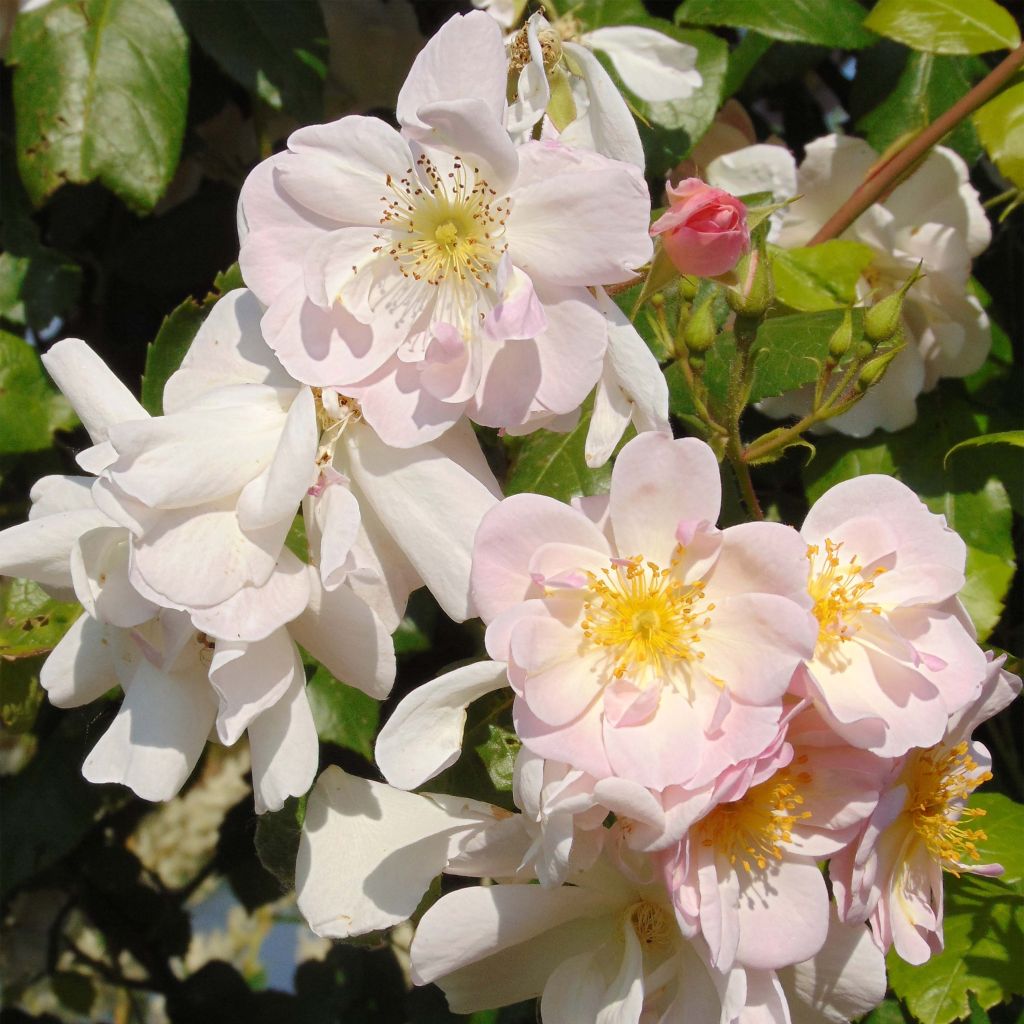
[
  {"x1": 628, "y1": 900, "x2": 673, "y2": 951},
  {"x1": 698, "y1": 766, "x2": 811, "y2": 874},
  {"x1": 378, "y1": 154, "x2": 510, "y2": 291},
  {"x1": 908, "y1": 741, "x2": 992, "y2": 871},
  {"x1": 806, "y1": 538, "x2": 884, "y2": 653},
  {"x1": 581, "y1": 555, "x2": 713, "y2": 681}
]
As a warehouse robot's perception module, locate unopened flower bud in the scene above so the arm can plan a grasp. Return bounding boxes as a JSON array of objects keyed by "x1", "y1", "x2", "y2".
[
  {"x1": 683, "y1": 294, "x2": 717, "y2": 354},
  {"x1": 679, "y1": 276, "x2": 699, "y2": 301},
  {"x1": 864, "y1": 264, "x2": 923, "y2": 344},
  {"x1": 650, "y1": 179, "x2": 750, "y2": 278},
  {"x1": 853, "y1": 341, "x2": 874, "y2": 361},
  {"x1": 857, "y1": 347, "x2": 901, "y2": 392},
  {"x1": 725, "y1": 250, "x2": 772, "y2": 318},
  {"x1": 827, "y1": 310, "x2": 854, "y2": 361}
]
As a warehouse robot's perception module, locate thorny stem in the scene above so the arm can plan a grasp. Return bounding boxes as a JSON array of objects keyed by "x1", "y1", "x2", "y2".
[{"x1": 809, "y1": 43, "x2": 1024, "y2": 244}]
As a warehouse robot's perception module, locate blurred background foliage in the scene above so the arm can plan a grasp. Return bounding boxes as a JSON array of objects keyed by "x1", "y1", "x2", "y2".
[{"x1": 0, "y1": 0, "x2": 1021, "y2": 1021}]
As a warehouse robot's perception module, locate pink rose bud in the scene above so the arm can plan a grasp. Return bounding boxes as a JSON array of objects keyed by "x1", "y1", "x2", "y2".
[{"x1": 650, "y1": 178, "x2": 750, "y2": 278}]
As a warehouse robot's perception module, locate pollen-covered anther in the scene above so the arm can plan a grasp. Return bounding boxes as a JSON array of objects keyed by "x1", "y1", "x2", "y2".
[
  {"x1": 310, "y1": 388, "x2": 362, "y2": 474},
  {"x1": 376, "y1": 156, "x2": 510, "y2": 290},
  {"x1": 807, "y1": 538, "x2": 886, "y2": 652},
  {"x1": 909, "y1": 741, "x2": 993, "y2": 872},
  {"x1": 698, "y1": 772, "x2": 812, "y2": 874},
  {"x1": 628, "y1": 900, "x2": 673, "y2": 952},
  {"x1": 509, "y1": 24, "x2": 563, "y2": 72},
  {"x1": 581, "y1": 555, "x2": 713, "y2": 679}
]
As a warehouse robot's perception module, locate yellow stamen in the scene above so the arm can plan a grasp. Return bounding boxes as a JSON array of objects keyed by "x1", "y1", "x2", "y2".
[
  {"x1": 807, "y1": 539, "x2": 885, "y2": 653},
  {"x1": 580, "y1": 555, "x2": 713, "y2": 680},
  {"x1": 907, "y1": 741, "x2": 992, "y2": 873},
  {"x1": 698, "y1": 764, "x2": 812, "y2": 873},
  {"x1": 375, "y1": 155, "x2": 509, "y2": 293},
  {"x1": 628, "y1": 900, "x2": 673, "y2": 951}
]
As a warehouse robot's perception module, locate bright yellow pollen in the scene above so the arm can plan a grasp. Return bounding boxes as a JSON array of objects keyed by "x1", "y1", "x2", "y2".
[
  {"x1": 699, "y1": 761, "x2": 812, "y2": 873},
  {"x1": 908, "y1": 741, "x2": 992, "y2": 873},
  {"x1": 375, "y1": 154, "x2": 509, "y2": 290},
  {"x1": 628, "y1": 900, "x2": 673, "y2": 951},
  {"x1": 580, "y1": 555, "x2": 713, "y2": 679},
  {"x1": 434, "y1": 220, "x2": 460, "y2": 247},
  {"x1": 807, "y1": 539, "x2": 885, "y2": 652}
]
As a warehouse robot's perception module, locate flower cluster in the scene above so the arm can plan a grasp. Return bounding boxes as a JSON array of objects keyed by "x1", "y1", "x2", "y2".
[
  {"x1": 0, "y1": 11, "x2": 660, "y2": 815},
  {"x1": 299, "y1": 431, "x2": 1019, "y2": 1021},
  {"x1": 0, "y1": 7, "x2": 1017, "y2": 1024}
]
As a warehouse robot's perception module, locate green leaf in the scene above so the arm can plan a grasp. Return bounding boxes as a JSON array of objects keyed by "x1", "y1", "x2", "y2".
[
  {"x1": 627, "y1": 23, "x2": 729, "y2": 176},
  {"x1": 946, "y1": 430, "x2": 1024, "y2": 466},
  {"x1": 394, "y1": 617, "x2": 430, "y2": 656},
  {"x1": 0, "y1": 656, "x2": 46, "y2": 734},
  {"x1": 666, "y1": 309, "x2": 869, "y2": 419},
  {"x1": 284, "y1": 514, "x2": 309, "y2": 563},
  {"x1": 0, "y1": 585, "x2": 65, "y2": 739},
  {"x1": 140, "y1": 264, "x2": 241, "y2": 415},
  {"x1": 971, "y1": 793, "x2": 1024, "y2": 884},
  {"x1": 887, "y1": 873, "x2": 1024, "y2": 1023},
  {"x1": 253, "y1": 794, "x2": 306, "y2": 891},
  {"x1": 770, "y1": 241, "x2": 875, "y2": 312},
  {"x1": 0, "y1": 577, "x2": 82, "y2": 659},
  {"x1": 564, "y1": 0, "x2": 648, "y2": 27},
  {"x1": 0, "y1": 331, "x2": 77, "y2": 452},
  {"x1": 306, "y1": 666, "x2": 379, "y2": 761},
  {"x1": 745, "y1": 309, "x2": 865, "y2": 401},
  {"x1": 181, "y1": 1, "x2": 327, "y2": 124},
  {"x1": 429, "y1": 686, "x2": 515, "y2": 811},
  {"x1": 863, "y1": 0, "x2": 1021, "y2": 55},
  {"x1": 140, "y1": 301, "x2": 208, "y2": 416},
  {"x1": 475, "y1": 724, "x2": 521, "y2": 793},
  {"x1": 505, "y1": 400, "x2": 613, "y2": 502},
  {"x1": 858, "y1": 53, "x2": 983, "y2": 165},
  {"x1": 0, "y1": 712, "x2": 106, "y2": 899},
  {"x1": 974, "y1": 82, "x2": 1024, "y2": 189},
  {"x1": 9, "y1": 0, "x2": 189, "y2": 212},
  {"x1": 862, "y1": 1000, "x2": 910, "y2": 1024},
  {"x1": 676, "y1": 0, "x2": 876, "y2": 48},
  {"x1": 52, "y1": 972, "x2": 96, "y2": 1016},
  {"x1": 723, "y1": 30, "x2": 773, "y2": 99},
  {"x1": 804, "y1": 393, "x2": 1017, "y2": 641},
  {"x1": 0, "y1": 139, "x2": 82, "y2": 332}
]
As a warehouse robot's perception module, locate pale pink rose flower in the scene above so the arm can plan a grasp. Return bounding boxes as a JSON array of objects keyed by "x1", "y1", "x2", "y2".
[
  {"x1": 830, "y1": 653, "x2": 1020, "y2": 965},
  {"x1": 799, "y1": 474, "x2": 988, "y2": 756},
  {"x1": 650, "y1": 178, "x2": 750, "y2": 278},
  {"x1": 237, "y1": 11, "x2": 652, "y2": 447},
  {"x1": 657, "y1": 707, "x2": 885, "y2": 973},
  {"x1": 471, "y1": 432, "x2": 817, "y2": 794}
]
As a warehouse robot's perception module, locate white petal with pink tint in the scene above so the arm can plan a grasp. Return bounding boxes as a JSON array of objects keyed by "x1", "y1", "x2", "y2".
[
  {"x1": 508, "y1": 141, "x2": 652, "y2": 286},
  {"x1": 376, "y1": 660, "x2": 509, "y2": 790},
  {"x1": 249, "y1": 669, "x2": 318, "y2": 813},
  {"x1": 609, "y1": 434, "x2": 721, "y2": 565}
]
